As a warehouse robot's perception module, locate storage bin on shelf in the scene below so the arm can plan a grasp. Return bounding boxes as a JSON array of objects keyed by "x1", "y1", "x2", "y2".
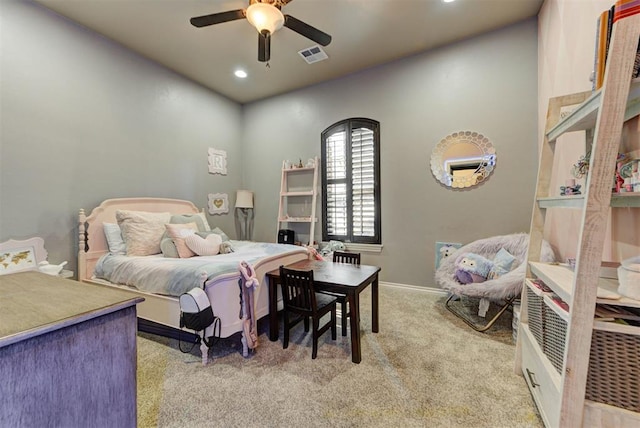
[
  {"x1": 586, "y1": 323, "x2": 640, "y2": 413},
  {"x1": 525, "y1": 279, "x2": 568, "y2": 375},
  {"x1": 525, "y1": 279, "x2": 551, "y2": 350},
  {"x1": 542, "y1": 294, "x2": 568, "y2": 375}
]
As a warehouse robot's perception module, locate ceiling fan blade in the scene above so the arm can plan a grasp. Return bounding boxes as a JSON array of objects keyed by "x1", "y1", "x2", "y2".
[
  {"x1": 283, "y1": 15, "x2": 331, "y2": 46},
  {"x1": 258, "y1": 31, "x2": 271, "y2": 62},
  {"x1": 190, "y1": 10, "x2": 245, "y2": 28}
]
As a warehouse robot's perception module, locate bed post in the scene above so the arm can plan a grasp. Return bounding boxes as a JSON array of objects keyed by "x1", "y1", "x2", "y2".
[{"x1": 78, "y1": 208, "x2": 87, "y2": 281}]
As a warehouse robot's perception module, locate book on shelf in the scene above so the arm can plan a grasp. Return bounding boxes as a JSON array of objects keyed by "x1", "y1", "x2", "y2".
[
  {"x1": 592, "y1": 0, "x2": 640, "y2": 90},
  {"x1": 595, "y1": 7, "x2": 611, "y2": 90},
  {"x1": 595, "y1": 304, "x2": 640, "y2": 325}
]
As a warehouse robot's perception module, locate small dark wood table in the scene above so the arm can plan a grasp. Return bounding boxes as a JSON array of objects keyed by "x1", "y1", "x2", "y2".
[{"x1": 266, "y1": 259, "x2": 381, "y2": 364}]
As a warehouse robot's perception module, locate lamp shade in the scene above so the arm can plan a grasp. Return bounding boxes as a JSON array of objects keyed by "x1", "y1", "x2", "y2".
[
  {"x1": 246, "y1": 2, "x2": 284, "y2": 34},
  {"x1": 235, "y1": 190, "x2": 254, "y2": 208}
]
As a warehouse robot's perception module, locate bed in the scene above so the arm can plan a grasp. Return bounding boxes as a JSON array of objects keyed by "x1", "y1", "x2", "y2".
[{"x1": 78, "y1": 197, "x2": 309, "y2": 364}]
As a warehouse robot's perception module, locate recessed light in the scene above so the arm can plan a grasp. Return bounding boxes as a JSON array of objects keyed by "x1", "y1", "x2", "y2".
[
  {"x1": 234, "y1": 69, "x2": 248, "y2": 78},
  {"x1": 443, "y1": 0, "x2": 455, "y2": 3}
]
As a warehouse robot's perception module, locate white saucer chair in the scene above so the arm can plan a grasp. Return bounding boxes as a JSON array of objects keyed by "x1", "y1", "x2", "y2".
[{"x1": 435, "y1": 233, "x2": 555, "y2": 332}]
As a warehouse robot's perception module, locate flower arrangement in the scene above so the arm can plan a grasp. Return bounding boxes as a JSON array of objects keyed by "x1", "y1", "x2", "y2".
[{"x1": 571, "y1": 151, "x2": 590, "y2": 179}]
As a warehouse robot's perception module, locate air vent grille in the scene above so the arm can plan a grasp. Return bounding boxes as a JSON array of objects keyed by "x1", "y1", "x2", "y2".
[{"x1": 298, "y1": 45, "x2": 328, "y2": 64}]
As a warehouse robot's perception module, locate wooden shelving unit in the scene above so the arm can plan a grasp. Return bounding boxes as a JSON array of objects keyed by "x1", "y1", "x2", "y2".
[
  {"x1": 276, "y1": 157, "x2": 319, "y2": 246},
  {"x1": 515, "y1": 12, "x2": 640, "y2": 427}
]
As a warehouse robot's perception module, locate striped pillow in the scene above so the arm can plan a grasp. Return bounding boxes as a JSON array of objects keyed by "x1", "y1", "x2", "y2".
[{"x1": 184, "y1": 233, "x2": 222, "y2": 256}]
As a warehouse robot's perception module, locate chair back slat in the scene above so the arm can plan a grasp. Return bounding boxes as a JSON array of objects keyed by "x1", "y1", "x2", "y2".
[
  {"x1": 280, "y1": 266, "x2": 316, "y2": 314},
  {"x1": 332, "y1": 251, "x2": 361, "y2": 265}
]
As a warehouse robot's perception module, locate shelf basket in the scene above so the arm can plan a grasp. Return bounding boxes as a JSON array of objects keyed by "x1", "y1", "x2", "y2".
[
  {"x1": 525, "y1": 286, "x2": 568, "y2": 374},
  {"x1": 586, "y1": 329, "x2": 640, "y2": 413},
  {"x1": 543, "y1": 306, "x2": 568, "y2": 374},
  {"x1": 526, "y1": 287, "x2": 545, "y2": 350}
]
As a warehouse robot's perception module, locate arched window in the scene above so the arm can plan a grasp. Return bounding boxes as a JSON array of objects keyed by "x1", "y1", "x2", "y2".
[{"x1": 321, "y1": 118, "x2": 381, "y2": 244}]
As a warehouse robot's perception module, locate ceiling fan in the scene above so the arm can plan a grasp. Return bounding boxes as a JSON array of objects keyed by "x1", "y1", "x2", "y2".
[{"x1": 190, "y1": 0, "x2": 332, "y2": 63}]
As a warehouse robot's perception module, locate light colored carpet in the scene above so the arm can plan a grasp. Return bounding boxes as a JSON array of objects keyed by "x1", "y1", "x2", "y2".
[{"x1": 137, "y1": 286, "x2": 542, "y2": 428}]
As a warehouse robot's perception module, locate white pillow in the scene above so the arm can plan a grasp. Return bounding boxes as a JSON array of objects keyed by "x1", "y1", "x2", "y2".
[
  {"x1": 185, "y1": 233, "x2": 222, "y2": 256},
  {"x1": 103, "y1": 223, "x2": 126, "y2": 255},
  {"x1": 116, "y1": 210, "x2": 171, "y2": 256}
]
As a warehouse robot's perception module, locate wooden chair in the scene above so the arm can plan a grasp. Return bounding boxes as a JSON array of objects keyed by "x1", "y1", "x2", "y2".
[
  {"x1": 324, "y1": 251, "x2": 361, "y2": 336},
  {"x1": 279, "y1": 266, "x2": 338, "y2": 359}
]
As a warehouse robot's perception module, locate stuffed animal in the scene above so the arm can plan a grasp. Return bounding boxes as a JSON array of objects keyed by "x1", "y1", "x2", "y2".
[
  {"x1": 319, "y1": 240, "x2": 346, "y2": 257},
  {"x1": 454, "y1": 253, "x2": 495, "y2": 284}
]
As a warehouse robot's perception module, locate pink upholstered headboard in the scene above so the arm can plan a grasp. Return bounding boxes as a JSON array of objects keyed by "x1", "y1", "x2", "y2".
[{"x1": 78, "y1": 198, "x2": 201, "y2": 282}]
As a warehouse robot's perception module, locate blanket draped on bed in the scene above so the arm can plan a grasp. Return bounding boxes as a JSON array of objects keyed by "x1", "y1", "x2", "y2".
[{"x1": 94, "y1": 241, "x2": 306, "y2": 296}]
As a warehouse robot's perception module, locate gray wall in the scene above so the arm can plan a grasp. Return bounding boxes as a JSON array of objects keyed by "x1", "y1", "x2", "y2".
[
  {"x1": 1, "y1": 0, "x2": 538, "y2": 288},
  {"x1": 242, "y1": 19, "x2": 539, "y2": 287},
  {"x1": 0, "y1": 0, "x2": 243, "y2": 275}
]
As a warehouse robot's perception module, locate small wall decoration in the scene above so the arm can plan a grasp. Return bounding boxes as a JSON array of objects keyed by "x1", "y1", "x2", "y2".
[
  {"x1": 208, "y1": 148, "x2": 228, "y2": 175},
  {"x1": 208, "y1": 193, "x2": 229, "y2": 215},
  {"x1": 435, "y1": 241, "x2": 462, "y2": 269}
]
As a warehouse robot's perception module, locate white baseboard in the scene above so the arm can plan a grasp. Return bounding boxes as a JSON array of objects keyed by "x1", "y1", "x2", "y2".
[
  {"x1": 335, "y1": 281, "x2": 446, "y2": 323},
  {"x1": 379, "y1": 281, "x2": 447, "y2": 295}
]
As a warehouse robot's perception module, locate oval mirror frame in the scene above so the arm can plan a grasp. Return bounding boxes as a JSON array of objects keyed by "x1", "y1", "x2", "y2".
[{"x1": 430, "y1": 131, "x2": 496, "y2": 189}]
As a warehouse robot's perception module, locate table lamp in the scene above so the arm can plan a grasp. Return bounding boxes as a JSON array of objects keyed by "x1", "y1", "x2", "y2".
[{"x1": 235, "y1": 190, "x2": 254, "y2": 240}]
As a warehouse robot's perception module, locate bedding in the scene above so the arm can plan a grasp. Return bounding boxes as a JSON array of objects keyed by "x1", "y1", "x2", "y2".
[
  {"x1": 164, "y1": 222, "x2": 199, "y2": 258},
  {"x1": 116, "y1": 210, "x2": 171, "y2": 256},
  {"x1": 185, "y1": 233, "x2": 222, "y2": 256},
  {"x1": 95, "y1": 240, "x2": 304, "y2": 296},
  {"x1": 103, "y1": 223, "x2": 126, "y2": 255}
]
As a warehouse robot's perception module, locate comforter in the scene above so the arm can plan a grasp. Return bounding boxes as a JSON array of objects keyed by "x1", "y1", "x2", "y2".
[{"x1": 94, "y1": 241, "x2": 307, "y2": 296}]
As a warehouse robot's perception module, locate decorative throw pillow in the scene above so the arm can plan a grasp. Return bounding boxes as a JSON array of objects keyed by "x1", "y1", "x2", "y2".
[
  {"x1": 165, "y1": 222, "x2": 199, "y2": 258},
  {"x1": 211, "y1": 227, "x2": 230, "y2": 242},
  {"x1": 184, "y1": 233, "x2": 222, "y2": 256},
  {"x1": 103, "y1": 223, "x2": 126, "y2": 255},
  {"x1": 116, "y1": 210, "x2": 171, "y2": 256},
  {"x1": 487, "y1": 248, "x2": 517, "y2": 280},
  {"x1": 169, "y1": 214, "x2": 207, "y2": 233},
  {"x1": 160, "y1": 237, "x2": 179, "y2": 258}
]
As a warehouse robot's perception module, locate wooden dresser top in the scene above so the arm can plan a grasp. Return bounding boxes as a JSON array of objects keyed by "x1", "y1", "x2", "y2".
[{"x1": 0, "y1": 271, "x2": 143, "y2": 348}]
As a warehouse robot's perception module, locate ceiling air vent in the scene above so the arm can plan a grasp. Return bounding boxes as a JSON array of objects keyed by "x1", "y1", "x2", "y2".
[{"x1": 298, "y1": 45, "x2": 328, "y2": 64}]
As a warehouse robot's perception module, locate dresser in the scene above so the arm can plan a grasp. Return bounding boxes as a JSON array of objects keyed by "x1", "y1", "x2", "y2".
[{"x1": 0, "y1": 272, "x2": 144, "y2": 427}]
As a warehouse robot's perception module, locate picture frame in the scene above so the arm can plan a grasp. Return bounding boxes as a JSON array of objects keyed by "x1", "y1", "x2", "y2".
[
  {"x1": 208, "y1": 148, "x2": 228, "y2": 175},
  {"x1": 208, "y1": 193, "x2": 229, "y2": 215},
  {"x1": 435, "y1": 241, "x2": 462, "y2": 269},
  {"x1": 0, "y1": 237, "x2": 48, "y2": 275}
]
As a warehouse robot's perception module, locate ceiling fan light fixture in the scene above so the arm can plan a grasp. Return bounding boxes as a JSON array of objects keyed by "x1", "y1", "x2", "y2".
[{"x1": 246, "y1": 3, "x2": 284, "y2": 35}]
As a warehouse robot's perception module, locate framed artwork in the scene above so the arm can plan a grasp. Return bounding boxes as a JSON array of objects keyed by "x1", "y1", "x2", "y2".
[
  {"x1": 208, "y1": 193, "x2": 229, "y2": 215},
  {"x1": 208, "y1": 148, "x2": 228, "y2": 175},
  {"x1": 0, "y1": 237, "x2": 48, "y2": 275},
  {"x1": 435, "y1": 241, "x2": 462, "y2": 269}
]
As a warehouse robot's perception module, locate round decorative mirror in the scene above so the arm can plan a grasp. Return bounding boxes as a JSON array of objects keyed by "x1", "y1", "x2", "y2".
[{"x1": 430, "y1": 131, "x2": 496, "y2": 189}]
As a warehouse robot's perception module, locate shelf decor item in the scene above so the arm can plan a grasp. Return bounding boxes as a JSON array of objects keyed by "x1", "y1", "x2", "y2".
[{"x1": 571, "y1": 151, "x2": 590, "y2": 179}]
